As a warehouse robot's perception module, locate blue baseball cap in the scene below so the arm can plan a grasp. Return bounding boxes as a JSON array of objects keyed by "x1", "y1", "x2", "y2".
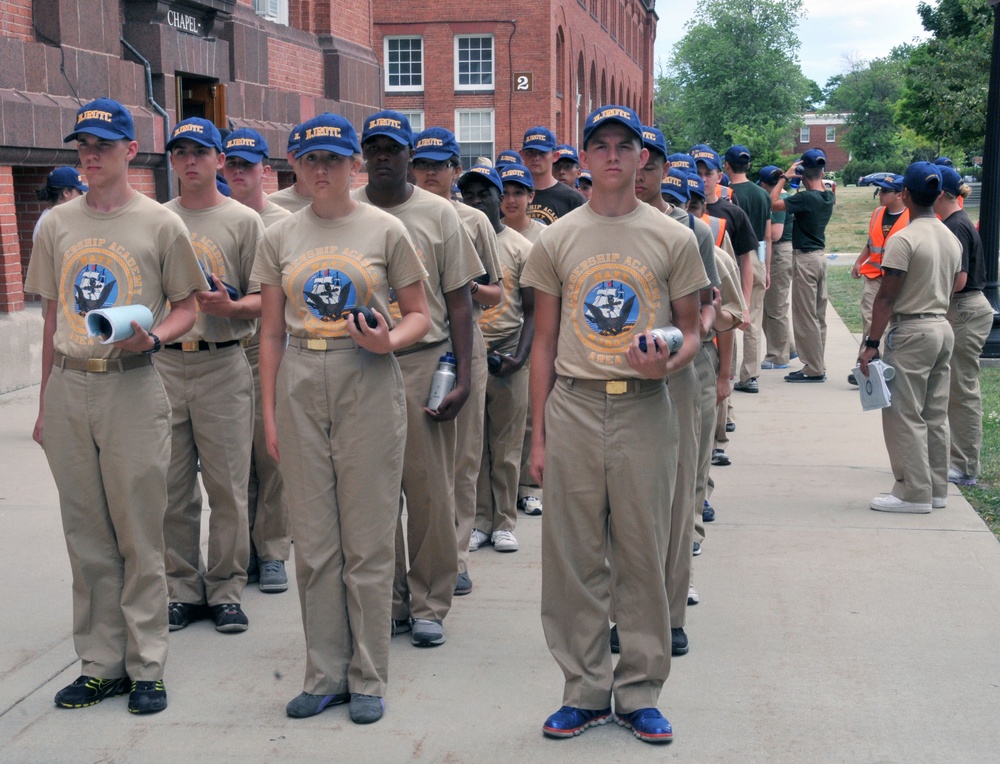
[
  {"x1": 362, "y1": 110, "x2": 413, "y2": 147},
  {"x1": 758, "y1": 165, "x2": 784, "y2": 185},
  {"x1": 661, "y1": 167, "x2": 689, "y2": 205},
  {"x1": 800, "y1": 148, "x2": 827, "y2": 168},
  {"x1": 684, "y1": 171, "x2": 705, "y2": 200},
  {"x1": 692, "y1": 146, "x2": 722, "y2": 171},
  {"x1": 496, "y1": 150, "x2": 522, "y2": 168},
  {"x1": 458, "y1": 165, "x2": 503, "y2": 195},
  {"x1": 554, "y1": 144, "x2": 580, "y2": 164},
  {"x1": 724, "y1": 145, "x2": 751, "y2": 166},
  {"x1": 413, "y1": 127, "x2": 460, "y2": 161},
  {"x1": 641, "y1": 126, "x2": 668, "y2": 161},
  {"x1": 216, "y1": 176, "x2": 231, "y2": 196},
  {"x1": 286, "y1": 124, "x2": 304, "y2": 155},
  {"x1": 47, "y1": 167, "x2": 88, "y2": 192},
  {"x1": 720, "y1": 173, "x2": 731, "y2": 187},
  {"x1": 582, "y1": 105, "x2": 642, "y2": 147},
  {"x1": 902, "y1": 161, "x2": 943, "y2": 195},
  {"x1": 934, "y1": 156, "x2": 953, "y2": 168},
  {"x1": 166, "y1": 118, "x2": 223, "y2": 152},
  {"x1": 499, "y1": 163, "x2": 534, "y2": 190},
  {"x1": 940, "y1": 167, "x2": 963, "y2": 196},
  {"x1": 873, "y1": 173, "x2": 904, "y2": 193},
  {"x1": 296, "y1": 113, "x2": 361, "y2": 158},
  {"x1": 667, "y1": 153, "x2": 695, "y2": 172},
  {"x1": 223, "y1": 128, "x2": 269, "y2": 163},
  {"x1": 522, "y1": 126, "x2": 557, "y2": 152},
  {"x1": 578, "y1": 168, "x2": 592, "y2": 185},
  {"x1": 64, "y1": 98, "x2": 135, "y2": 142}
]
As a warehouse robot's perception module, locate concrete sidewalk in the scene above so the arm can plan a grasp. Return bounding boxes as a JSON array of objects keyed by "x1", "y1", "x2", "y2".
[{"x1": 2, "y1": 302, "x2": 999, "y2": 763}]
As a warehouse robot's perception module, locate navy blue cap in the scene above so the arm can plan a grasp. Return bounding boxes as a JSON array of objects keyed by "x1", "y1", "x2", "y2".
[
  {"x1": 873, "y1": 173, "x2": 904, "y2": 193},
  {"x1": 296, "y1": 113, "x2": 361, "y2": 158},
  {"x1": 554, "y1": 144, "x2": 580, "y2": 164},
  {"x1": 362, "y1": 110, "x2": 414, "y2": 147},
  {"x1": 223, "y1": 128, "x2": 269, "y2": 163},
  {"x1": 413, "y1": 127, "x2": 460, "y2": 161},
  {"x1": 684, "y1": 171, "x2": 705, "y2": 200},
  {"x1": 667, "y1": 153, "x2": 695, "y2": 172},
  {"x1": 939, "y1": 167, "x2": 962, "y2": 196},
  {"x1": 216, "y1": 176, "x2": 231, "y2": 197},
  {"x1": 758, "y1": 165, "x2": 784, "y2": 185},
  {"x1": 720, "y1": 173, "x2": 731, "y2": 187},
  {"x1": 692, "y1": 146, "x2": 722, "y2": 171},
  {"x1": 903, "y1": 161, "x2": 943, "y2": 195},
  {"x1": 500, "y1": 163, "x2": 534, "y2": 190},
  {"x1": 287, "y1": 124, "x2": 304, "y2": 154},
  {"x1": 64, "y1": 98, "x2": 135, "y2": 142},
  {"x1": 800, "y1": 148, "x2": 827, "y2": 168},
  {"x1": 458, "y1": 165, "x2": 503, "y2": 195},
  {"x1": 661, "y1": 167, "x2": 690, "y2": 205},
  {"x1": 582, "y1": 105, "x2": 642, "y2": 147},
  {"x1": 641, "y1": 126, "x2": 668, "y2": 160},
  {"x1": 724, "y1": 145, "x2": 751, "y2": 166},
  {"x1": 578, "y1": 168, "x2": 592, "y2": 185},
  {"x1": 47, "y1": 167, "x2": 88, "y2": 192},
  {"x1": 496, "y1": 150, "x2": 522, "y2": 168},
  {"x1": 522, "y1": 126, "x2": 557, "y2": 152},
  {"x1": 934, "y1": 156, "x2": 954, "y2": 168},
  {"x1": 166, "y1": 118, "x2": 223, "y2": 152}
]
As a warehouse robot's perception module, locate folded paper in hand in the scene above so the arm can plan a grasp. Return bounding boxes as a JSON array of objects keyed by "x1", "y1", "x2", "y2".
[{"x1": 853, "y1": 360, "x2": 894, "y2": 411}]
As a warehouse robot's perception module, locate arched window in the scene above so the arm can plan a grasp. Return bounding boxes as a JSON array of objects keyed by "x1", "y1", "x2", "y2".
[
  {"x1": 577, "y1": 53, "x2": 586, "y2": 145},
  {"x1": 600, "y1": 70, "x2": 607, "y2": 107}
]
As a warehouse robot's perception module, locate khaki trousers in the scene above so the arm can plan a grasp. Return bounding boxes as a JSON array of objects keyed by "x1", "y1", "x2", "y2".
[
  {"x1": 245, "y1": 341, "x2": 290, "y2": 562},
  {"x1": 43, "y1": 364, "x2": 171, "y2": 680},
  {"x1": 859, "y1": 276, "x2": 881, "y2": 341},
  {"x1": 882, "y1": 318, "x2": 954, "y2": 503},
  {"x1": 947, "y1": 292, "x2": 994, "y2": 476},
  {"x1": 518, "y1": 395, "x2": 543, "y2": 502},
  {"x1": 393, "y1": 344, "x2": 459, "y2": 622},
  {"x1": 791, "y1": 250, "x2": 828, "y2": 376},
  {"x1": 157, "y1": 345, "x2": 253, "y2": 606},
  {"x1": 456, "y1": 325, "x2": 488, "y2": 574},
  {"x1": 693, "y1": 342, "x2": 719, "y2": 545},
  {"x1": 475, "y1": 333, "x2": 528, "y2": 535},
  {"x1": 276, "y1": 346, "x2": 405, "y2": 697},
  {"x1": 541, "y1": 378, "x2": 675, "y2": 714},
  {"x1": 739, "y1": 257, "x2": 766, "y2": 382},
  {"x1": 763, "y1": 240, "x2": 794, "y2": 365}
]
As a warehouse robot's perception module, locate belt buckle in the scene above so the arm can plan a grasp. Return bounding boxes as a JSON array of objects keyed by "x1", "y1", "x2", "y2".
[
  {"x1": 606, "y1": 379, "x2": 629, "y2": 395},
  {"x1": 181, "y1": 341, "x2": 200, "y2": 352},
  {"x1": 86, "y1": 358, "x2": 109, "y2": 373},
  {"x1": 240, "y1": 337, "x2": 252, "y2": 348},
  {"x1": 306, "y1": 339, "x2": 327, "y2": 351}
]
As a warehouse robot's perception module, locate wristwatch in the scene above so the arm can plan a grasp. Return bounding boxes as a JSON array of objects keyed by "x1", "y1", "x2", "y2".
[
  {"x1": 863, "y1": 336, "x2": 880, "y2": 349},
  {"x1": 144, "y1": 333, "x2": 161, "y2": 355}
]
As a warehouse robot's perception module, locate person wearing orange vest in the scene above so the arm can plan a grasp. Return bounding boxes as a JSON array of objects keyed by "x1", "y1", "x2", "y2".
[{"x1": 849, "y1": 173, "x2": 907, "y2": 385}]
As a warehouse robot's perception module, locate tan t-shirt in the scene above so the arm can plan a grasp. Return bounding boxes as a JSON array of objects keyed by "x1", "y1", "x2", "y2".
[
  {"x1": 704, "y1": 246, "x2": 745, "y2": 343},
  {"x1": 252, "y1": 203, "x2": 427, "y2": 339},
  {"x1": 25, "y1": 192, "x2": 206, "y2": 359},
  {"x1": 260, "y1": 200, "x2": 293, "y2": 229},
  {"x1": 882, "y1": 216, "x2": 962, "y2": 317},
  {"x1": 666, "y1": 205, "x2": 720, "y2": 287},
  {"x1": 163, "y1": 197, "x2": 264, "y2": 343},
  {"x1": 479, "y1": 226, "x2": 531, "y2": 342},
  {"x1": 354, "y1": 185, "x2": 485, "y2": 349},
  {"x1": 267, "y1": 184, "x2": 311, "y2": 214},
  {"x1": 521, "y1": 203, "x2": 710, "y2": 379},
  {"x1": 510, "y1": 218, "x2": 545, "y2": 244},
  {"x1": 455, "y1": 202, "x2": 503, "y2": 320}
]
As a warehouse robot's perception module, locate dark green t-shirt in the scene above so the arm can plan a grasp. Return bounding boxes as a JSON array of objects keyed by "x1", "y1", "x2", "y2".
[
  {"x1": 783, "y1": 189, "x2": 834, "y2": 252},
  {"x1": 774, "y1": 191, "x2": 792, "y2": 243},
  {"x1": 730, "y1": 181, "x2": 772, "y2": 242}
]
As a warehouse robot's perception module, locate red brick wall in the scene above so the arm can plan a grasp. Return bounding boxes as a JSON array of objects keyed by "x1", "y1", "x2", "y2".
[
  {"x1": 268, "y1": 38, "x2": 325, "y2": 98},
  {"x1": 0, "y1": 0, "x2": 34, "y2": 42},
  {"x1": 0, "y1": 167, "x2": 25, "y2": 312}
]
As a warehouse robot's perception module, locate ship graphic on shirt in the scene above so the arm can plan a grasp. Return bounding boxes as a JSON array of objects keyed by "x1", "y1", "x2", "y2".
[
  {"x1": 73, "y1": 264, "x2": 117, "y2": 316},
  {"x1": 584, "y1": 281, "x2": 637, "y2": 336},
  {"x1": 304, "y1": 269, "x2": 355, "y2": 322}
]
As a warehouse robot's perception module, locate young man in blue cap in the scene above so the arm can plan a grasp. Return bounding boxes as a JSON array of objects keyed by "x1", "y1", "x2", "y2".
[
  {"x1": 354, "y1": 111, "x2": 484, "y2": 647},
  {"x1": 523, "y1": 105, "x2": 707, "y2": 744},
  {"x1": 552, "y1": 144, "x2": 582, "y2": 189},
  {"x1": 859, "y1": 162, "x2": 961, "y2": 513},
  {"x1": 759, "y1": 165, "x2": 795, "y2": 370},
  {"x1": 520, "y1": 126, "x2": 586, "y2": 224},
  {"x1": 26, "y1": 98, "x2": 206, "y2": 714},
  {"x1": 577, "y1": 168, "x2": 593, "y2": 201},
  {"x1": 222, "y1": 128, "x2": 293, "y2": 592},
  {"x1": 32, "y1": 167, "x2": 87, "y2": 240},
  {"x1": 500, "y1": 163, "x2": 545, "y2": 243},
  {"x1": 268, "y1": 123, "x2": 311, "y2": 213},
  {"x1": 768, "y1": 148, "x2": 836, "y2": 383},
  {"x1": 159, "y1": 117, "x2": 264, "y2": 633}
]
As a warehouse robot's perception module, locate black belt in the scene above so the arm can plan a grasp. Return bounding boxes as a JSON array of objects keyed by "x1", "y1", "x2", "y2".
[
  {"x1": 164, "y1": 339, "x2": 242, "y2": 352},
  {"x1": 54, "y1": 352, "x2": 152, "y2": 373},
  {"x1": 394, "y1": 338, "x2": 448, "y2": 357},
  {"x1": 560, "y1": 376, "x2": 665, "y2": 395}
]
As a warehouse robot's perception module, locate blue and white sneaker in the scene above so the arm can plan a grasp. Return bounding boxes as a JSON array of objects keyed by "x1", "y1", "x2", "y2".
[
  {"x1": 615, "y1": 707, "x2": 673, "y2": 743},
  {"x1": 543, "y1": 706, "x2": 611, "y2": 738}
]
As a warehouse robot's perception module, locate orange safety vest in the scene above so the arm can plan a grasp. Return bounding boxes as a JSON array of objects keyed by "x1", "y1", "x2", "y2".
[
  {"x1": 717, "y1": 185, "x2": 732, "y2": 201},
  {"x1": 701, "y1": 213, "x2": 727, "y2": 248},
  {"x1": 859, "y1": 206, "x2": 909, "y2": 279}
]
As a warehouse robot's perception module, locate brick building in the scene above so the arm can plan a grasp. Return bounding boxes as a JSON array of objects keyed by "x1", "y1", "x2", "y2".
[
  {"x1": 798, "y1": 112, "x2": 851, "y2": 171},
  {"x1": 373, "y1": 0, "x2": 658, "y2": 168}
]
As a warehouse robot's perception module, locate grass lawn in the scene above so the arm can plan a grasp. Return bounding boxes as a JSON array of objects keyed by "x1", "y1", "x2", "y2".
[{"x1": 826, "y1": 257, "x2": 1000, "y2": 539}]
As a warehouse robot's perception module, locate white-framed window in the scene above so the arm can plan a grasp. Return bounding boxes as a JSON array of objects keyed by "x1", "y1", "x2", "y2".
[
  {"x1": 454, "y1": 35, "x2": 494, "y2": 91},
  {"x1": 455, "y1": 109, "x2": 495, "y2": 170},
  {"x1": 799, "y1": 126, "x2": 810, "y2": 143},
  {"x1": 385, "y1": 37, "x2": 424, "y2": 93},
  {"x1": 825, "y1": 126, "x2": 836, "y2": 143},
  {"x1": 397, "y1": 110, "x2": 425, "y2": 133},
  {"x1": 254, "y1": 0, "x2": 288, "y2": 26}
]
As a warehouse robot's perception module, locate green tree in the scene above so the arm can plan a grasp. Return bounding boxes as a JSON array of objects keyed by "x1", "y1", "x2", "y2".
[{"x1": 660, "y1": 0, "x2": 814, "y2": 152}]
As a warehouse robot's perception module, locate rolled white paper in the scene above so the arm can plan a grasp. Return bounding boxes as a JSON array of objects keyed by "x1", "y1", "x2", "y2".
[{"x1": 85, "y1": 305, "x2": 154, "y2": 344}]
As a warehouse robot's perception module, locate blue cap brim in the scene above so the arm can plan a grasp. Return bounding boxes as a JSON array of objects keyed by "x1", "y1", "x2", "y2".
[
  {"x1": 295, "y1": 144, "x2": 356, "y2": 159},
  {"x1": 362, "y1": 130, "x2": 411, "y2": 147},
  {"x1": 166, "y1": 135, "x2": 221, "y2": 151},
  {"x1": 521, "y1": 143, "x2": 555, "y2": 152},
  {"x1": 225, "y1": 150, "x2": 266, "y2": 163},
  {"x1": 663, "y1": 189, "x2": 687, "y2": 204},
  {"x1": 413, "y1": 149, "x2": 457, "y2": 161},
  {"x1": 64, "y1": 127, "x2": 131, "y2": 143}
]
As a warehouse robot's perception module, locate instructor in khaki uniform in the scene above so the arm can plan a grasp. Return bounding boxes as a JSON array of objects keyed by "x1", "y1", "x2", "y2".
[
  {"x1": 523, "y1": 105, "x2": 707, "y2": 745},
  {"x1": 26, "y1": 98, "x2": 206, "y2": 714}
]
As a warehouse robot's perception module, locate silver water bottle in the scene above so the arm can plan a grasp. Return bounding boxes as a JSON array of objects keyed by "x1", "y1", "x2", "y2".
[
  {"x1": 427, "y1": 351, "x2": 457, "y2": 410},
  {"x1": 638, "y1": 326, "x2": 684, "y2": 355}
]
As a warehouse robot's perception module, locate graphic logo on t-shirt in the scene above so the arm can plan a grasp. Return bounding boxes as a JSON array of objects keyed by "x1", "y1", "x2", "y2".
[
  {"x1": 303, "y1": 269, "x2": 356, "y2": 322},
  {"x1": 479, "y1": 264, "x2": 514, "y2": 329},
  {"x1": 73, "y1": 264, "x2": 118, "y2": 316},
  {"x1": 527, "y1": 205, "x2": 557, "y2": 226},
  {"x1": 583, "y1": 281, "x2": 637, "y2": 336}
]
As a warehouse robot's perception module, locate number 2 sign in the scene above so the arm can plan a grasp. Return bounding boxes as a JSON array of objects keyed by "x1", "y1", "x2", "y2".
[{"x1": 513, "y1": 73, "x2": 533, "y2": 92}]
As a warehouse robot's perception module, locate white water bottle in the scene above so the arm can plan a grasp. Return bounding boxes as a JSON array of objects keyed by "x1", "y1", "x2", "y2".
[
  {"x1": 427, "y1": 351, "x2": 457, "y2": 410},
  {"x1": 639, "y1": 326, "x2": 684, "y2": 355}
]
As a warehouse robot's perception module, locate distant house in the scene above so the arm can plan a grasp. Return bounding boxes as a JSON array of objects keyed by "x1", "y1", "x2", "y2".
[{"x1": 798, "y1": 112, "x2": 851, "y2": 171}]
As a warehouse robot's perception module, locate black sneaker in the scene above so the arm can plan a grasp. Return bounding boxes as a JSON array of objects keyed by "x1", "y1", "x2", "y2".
[
  {"x1": 610, "y1": 624, "x2": 620, "y2": 654},
  {"x1": 210, "y1": 603, "x2": 249, "y2": 633},
  {"x1": 128, "y1": 680, "x2": 167, "y2": 714},
  {"x1": 168, "y1": 602, "x2": 206, "y2": 631},
  {"x1": 671, "y1": 627, "x2": 689, "y2": 656},
  {"x1": 54, "y1": 675, "x2": 128, "y2": 709}
]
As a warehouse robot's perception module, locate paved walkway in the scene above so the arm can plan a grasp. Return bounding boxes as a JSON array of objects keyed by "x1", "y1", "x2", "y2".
[{"x1": 2, "y1": 302, "x2": 999, "y2": 763}]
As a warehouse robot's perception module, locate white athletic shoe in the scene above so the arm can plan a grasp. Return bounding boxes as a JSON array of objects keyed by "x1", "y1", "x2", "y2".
[
  {"x1": 517, "y1": 496, "x2": 542, "y2": 515},
  {"x1": 469, "y1": 529, "x2": 490, "y2": 552},
  {"x1": 932, "y1": 496, "x2": 947, "y2": 509},
  {"x1": 687, "y1": 584, "x2": 700, "y2": 606},
  {"x1": 491, "y1": 530, "x2": 519, "y2": 552},
  {"x1": 869, "y1": 494, "x2": 932, "y2": 514}
]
